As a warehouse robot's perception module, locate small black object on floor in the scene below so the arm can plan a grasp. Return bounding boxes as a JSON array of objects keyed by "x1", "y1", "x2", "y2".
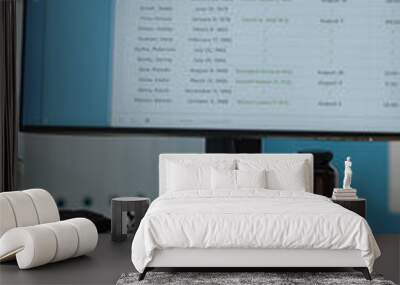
[{"x1": 59, "y1": 209, "x2": 111, "y2": 233}]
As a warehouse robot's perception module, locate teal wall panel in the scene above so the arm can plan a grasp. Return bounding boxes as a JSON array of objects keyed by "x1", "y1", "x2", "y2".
[{"x1": 263, "y1": 138, "x2": 400, "y2": 234}]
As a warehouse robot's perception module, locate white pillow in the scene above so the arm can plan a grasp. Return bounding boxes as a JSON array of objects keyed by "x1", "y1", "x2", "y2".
[
  {"x1": 267, "y1": 162, "x2": 306, "y2": 191},
  {"x1": 211, "y1": 169, "x2": 267, "y2": 190},
  {"x1": 237, "y1": 169, "x2": 267, "y2": 189},
  {"x1": 167, "y1": 163, "x2": 209, "y2": 191},
  {"x1": 238, "y1": 159, "x2": 308, "y2": 191},
  {"x1": 211, "y1": 168, "x2": 236, "y2": 190},
  {"x1": 166, "y1": 160, "x2": 235, "y2": 191}
]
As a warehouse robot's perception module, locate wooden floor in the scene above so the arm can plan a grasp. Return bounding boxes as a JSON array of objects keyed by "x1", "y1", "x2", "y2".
[
  {"x1": 0, "y1": 234, "x2": 399, "y2": 285},
  {"x1": 373, "y1": 235, "x2": 400, "y2": 284}
]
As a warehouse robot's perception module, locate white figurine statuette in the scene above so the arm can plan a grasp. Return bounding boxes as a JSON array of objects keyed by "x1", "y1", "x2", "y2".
[
  {"x1": 332, "y1": 156, "x2": 357, "y2": 198},
  {"x1": 342, "y1": 156, "x2": 353, "y2": 190}
]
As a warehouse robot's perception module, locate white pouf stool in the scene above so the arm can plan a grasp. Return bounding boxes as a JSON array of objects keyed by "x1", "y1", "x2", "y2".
[{"x1": 0, "y1": 189, "x2": 98, "y2": 269}]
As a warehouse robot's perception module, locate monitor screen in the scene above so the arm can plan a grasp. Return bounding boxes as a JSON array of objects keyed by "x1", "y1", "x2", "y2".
[{"x1": 21, "y1": 0, "x2": 400, "y2": 135}]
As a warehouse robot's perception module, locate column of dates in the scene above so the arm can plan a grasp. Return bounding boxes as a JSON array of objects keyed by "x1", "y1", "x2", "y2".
[{"x1": 183, "y1": 0, "x2": 234, "y2": 111}]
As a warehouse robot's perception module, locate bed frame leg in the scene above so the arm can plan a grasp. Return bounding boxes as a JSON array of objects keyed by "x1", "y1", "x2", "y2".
[
  {"x1": 138, "y1": 268, "x2": 148, "y2": 281},
  {"x1": 354, "y1": 267, "x2": 371, "y2": 280}
]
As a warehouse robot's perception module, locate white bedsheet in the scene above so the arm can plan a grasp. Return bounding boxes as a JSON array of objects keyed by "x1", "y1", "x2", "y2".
[{"x1": 131, "y1": 190, "x2": 380, "y2": 273}]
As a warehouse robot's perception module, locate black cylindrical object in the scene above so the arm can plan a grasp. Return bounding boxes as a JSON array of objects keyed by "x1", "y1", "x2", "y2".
[
  {"x1": 299, "y1": 150, "x2": 338, "y2": 197},
  {"x1": 111, "y1": 197, "x2": 150, "y2": 242}
]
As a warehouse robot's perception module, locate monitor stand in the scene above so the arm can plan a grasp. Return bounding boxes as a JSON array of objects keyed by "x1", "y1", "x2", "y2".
[{"x1": 205, "y1": 137, "x2": 261, "y2": 153}]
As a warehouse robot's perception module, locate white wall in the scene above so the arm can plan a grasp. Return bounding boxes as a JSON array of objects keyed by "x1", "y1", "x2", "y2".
[{"x1": 19, "y1": 134, "x2": 203, "y2": 216}]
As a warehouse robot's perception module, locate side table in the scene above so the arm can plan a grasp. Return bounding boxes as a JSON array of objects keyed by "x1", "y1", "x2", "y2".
[
  {"x1": 331, "y1": 198, "x2": 366, "y2": 218},
  {"x1": 111, "y1": 197, "x2": 150, "y2": 242}
]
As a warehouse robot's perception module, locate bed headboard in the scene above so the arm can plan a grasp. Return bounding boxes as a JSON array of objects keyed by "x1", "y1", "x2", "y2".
[{"x1": 159, "y1": 153, "x2": 314, "y2": 196}]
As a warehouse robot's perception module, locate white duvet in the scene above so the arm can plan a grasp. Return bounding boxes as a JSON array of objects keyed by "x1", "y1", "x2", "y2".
[{"x1": 131, "y1": 190, "x2": 380, "y2": 273}]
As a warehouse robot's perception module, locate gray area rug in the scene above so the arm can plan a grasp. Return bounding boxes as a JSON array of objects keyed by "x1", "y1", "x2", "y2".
[{"x1": 117, "y1": 272, "x2": 396, "y2": 285}]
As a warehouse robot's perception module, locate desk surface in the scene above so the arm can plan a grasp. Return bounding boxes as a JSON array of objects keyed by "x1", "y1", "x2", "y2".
[{"x1": 0, "y1": 234, "x2": 133, "y2": 285}]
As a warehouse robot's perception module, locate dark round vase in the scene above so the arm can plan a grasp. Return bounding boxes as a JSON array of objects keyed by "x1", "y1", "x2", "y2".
[{"x1": 299, "y1": 150, "x2": 338, "y2": 197}]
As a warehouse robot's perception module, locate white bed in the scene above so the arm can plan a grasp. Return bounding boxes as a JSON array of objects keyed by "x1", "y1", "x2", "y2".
[{"x1": 131, "y1": 154, "x2": 380, "y2": 280}]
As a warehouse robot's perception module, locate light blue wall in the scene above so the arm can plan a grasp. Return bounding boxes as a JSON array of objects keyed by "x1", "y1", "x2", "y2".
[
  {"x1": 263, "y1": 138, "x2": 400, "y2": 234},
  {"x1": 22, "y1": 0, "x2": 114, "y2": 126}
]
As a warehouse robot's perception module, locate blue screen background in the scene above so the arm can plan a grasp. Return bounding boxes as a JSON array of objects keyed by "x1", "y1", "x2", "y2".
[{"x1": 22, "y1": 0, "x2": 114, "y2": 126}]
